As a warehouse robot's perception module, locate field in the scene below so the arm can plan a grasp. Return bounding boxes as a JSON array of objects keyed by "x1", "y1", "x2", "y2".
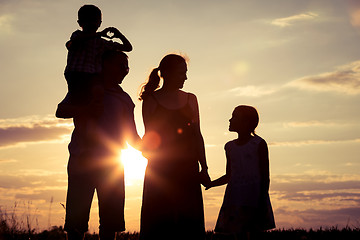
[
  {"x1": 1, "y1": 225, "x2": 360, "y2": 240},
  {"x1": 1, "y1": 207, "x2": 360, "y2": 240}
]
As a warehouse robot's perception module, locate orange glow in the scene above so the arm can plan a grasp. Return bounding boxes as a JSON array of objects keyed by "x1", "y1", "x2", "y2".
[{"x1": 120, "y1": 144, "x2": 148, "y2": 184}]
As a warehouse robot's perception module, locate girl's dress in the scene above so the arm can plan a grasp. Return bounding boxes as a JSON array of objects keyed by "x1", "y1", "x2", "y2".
[
  {"x1": 140, "y1": 94, "x2": 205, "y2": 240},
  {"x1": 215, "y1": 135, "x2": 275, "y2": 233}
]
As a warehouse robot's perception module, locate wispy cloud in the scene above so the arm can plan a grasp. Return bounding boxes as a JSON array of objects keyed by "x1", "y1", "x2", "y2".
[
  {"x1": 0, "y1": 158, "x2": 17, "y2": 163},
  {"x1": 269, "y1": 138, "x2": 360, "y2": 147},
  {"x1": 227, "y1": 85, "x2": 278, "y2": 97},
  {"x1": 288, "y1": 61, "x2": 360, "y2": 95},
  {"x1": 0, "y1": 14, "x2": 14, "y2": 35},
  {"x1": 270, "y1": 172, "x2": 360, "y2": 228},
  {"x1": 271, "y1": 12, "x2": 319, "y2": 27},
  {"x1": 0, "y1": 115, "x2": 72, "y2": 148},
  {"x1": 346, "y1": 0, "x2": 360, "y2": 28},
  {"x1": 283, "y1": 121, "x2": 348, "y2": 128}
]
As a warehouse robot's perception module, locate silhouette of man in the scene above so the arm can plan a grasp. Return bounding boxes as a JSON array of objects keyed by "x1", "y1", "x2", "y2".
[{"x1": 56, "y1": 50, "x2": 140, "y2": 240}]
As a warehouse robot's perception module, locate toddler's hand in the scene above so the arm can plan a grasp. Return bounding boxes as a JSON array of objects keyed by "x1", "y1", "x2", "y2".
[{"x1": 100, "y1": 27, "x2": 122, "y2": 39}]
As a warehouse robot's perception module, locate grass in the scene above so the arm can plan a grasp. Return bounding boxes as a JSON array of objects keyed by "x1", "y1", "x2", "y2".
[
  {"x1": 1, "y1": 206, "x2": 360, "y2": 239},
  {"x1": 1, "y1": 226, "x2": 360, "y2": 240}
]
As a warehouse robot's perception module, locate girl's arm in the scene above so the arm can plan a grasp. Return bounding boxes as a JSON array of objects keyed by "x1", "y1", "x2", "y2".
[
  {"x1": 258, "y1": 139, "x2": 270, "y2": 193},
  {"x1": 206, "y1": 151, "x2": 231, "y2": 190}
]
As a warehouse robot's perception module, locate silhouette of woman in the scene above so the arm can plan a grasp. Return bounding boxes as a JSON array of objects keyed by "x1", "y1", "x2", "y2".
[{"x1": 139, "y1": 54, "x2": 210, "y2": 240}]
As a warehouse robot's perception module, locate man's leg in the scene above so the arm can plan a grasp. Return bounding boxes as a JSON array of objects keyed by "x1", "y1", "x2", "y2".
[
  {"x1": 66, "y1": 230, "x2": 84, "y2": 240},
  {"x1": 64, "y1": 172, "x2": 95, "y2": 240},
  {"x1": 97, "y1": 164, "x2": 125, "y2": 240},
  {"x1": 99, "y1": 229, "x2": 116, "y2": 240}
]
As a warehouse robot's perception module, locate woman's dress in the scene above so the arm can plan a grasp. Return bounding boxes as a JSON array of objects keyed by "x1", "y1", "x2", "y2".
[{"x1": 140, "y1": 95, "x2": 205, "y2": 240}]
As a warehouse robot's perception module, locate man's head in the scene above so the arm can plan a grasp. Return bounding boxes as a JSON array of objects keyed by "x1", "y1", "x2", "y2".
[{"x1": 102, "y1": 51, "x2": 129, "y2": 87}]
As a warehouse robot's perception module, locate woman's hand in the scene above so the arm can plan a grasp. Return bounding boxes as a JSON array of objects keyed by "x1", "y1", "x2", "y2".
[{"x1": 199, "y1": 168, "x2": 211, "y2": 188}]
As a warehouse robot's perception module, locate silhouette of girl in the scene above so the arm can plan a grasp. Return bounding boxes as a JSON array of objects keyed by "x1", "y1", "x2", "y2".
[
  {"x1": 139, "y1": 54, "x2": 210, "y2": 240},
  {"x1": 206, "y1": 105, "x2": 275, "y2": 240}
]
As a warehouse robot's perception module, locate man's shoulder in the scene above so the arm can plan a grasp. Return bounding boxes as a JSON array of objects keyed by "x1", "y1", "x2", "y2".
[{"x1": 106, "y1": 87, "x2": 135, "y2": 109}]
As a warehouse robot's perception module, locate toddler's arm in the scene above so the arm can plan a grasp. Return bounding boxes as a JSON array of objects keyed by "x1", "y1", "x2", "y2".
[{"x1": 100, "y1": 27, "x2": 133, "y2": 52}]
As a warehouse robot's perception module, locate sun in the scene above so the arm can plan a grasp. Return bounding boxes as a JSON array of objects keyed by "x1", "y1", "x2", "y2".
[{"x1": 120, "y1": 144, "x2": 148, "y2": 184}]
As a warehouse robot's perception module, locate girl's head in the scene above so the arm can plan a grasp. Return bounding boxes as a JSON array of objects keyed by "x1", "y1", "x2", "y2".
[
  {"x1": 139, "y1": 54, "x2": 188, "y2": 100},
  {"x1": 229, "y1": 105, "x2": 259, "y2": 135}
]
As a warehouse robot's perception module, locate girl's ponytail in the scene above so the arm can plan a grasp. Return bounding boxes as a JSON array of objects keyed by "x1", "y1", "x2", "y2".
[{"x1": 139, "y1": 68, "x2": 160, "y2": 100}]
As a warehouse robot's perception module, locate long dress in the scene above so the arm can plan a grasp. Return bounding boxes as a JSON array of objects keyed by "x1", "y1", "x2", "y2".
[
  {"x1": 140, "y1": 94, "x2": 205, "y2": 240},
  {"x1": 215, "y1": 136, "x2": 275, "y2": 233}
]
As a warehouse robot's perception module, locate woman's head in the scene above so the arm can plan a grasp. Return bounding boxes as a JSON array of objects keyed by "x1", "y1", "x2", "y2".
[
  {"x1": 229, "y1": 105, "x2": 259, "y2": 135},
  {"x1": 139, "y1": 54, "x2": 188, "y2": 100}
]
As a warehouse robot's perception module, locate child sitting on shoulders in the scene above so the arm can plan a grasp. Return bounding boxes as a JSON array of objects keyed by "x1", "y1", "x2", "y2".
[
  {"x1": 206, "y1": 105, "x2": 275, "y2": 240},
  {"x1": 62, "y1": 4, "x2": 132, "y2": 109}
]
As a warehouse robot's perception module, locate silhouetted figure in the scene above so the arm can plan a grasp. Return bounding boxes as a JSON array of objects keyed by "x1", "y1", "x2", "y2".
[
  {"x1": 57, "y1": 51, "x2": 140, "y2": 240},
  {"x1": 63, "y1": 4, "x2": 132, "y2": 107},
  {"x1": 139, "y1": 54, "x2": 210, "y2": 240},
  {"x1": 206, "y1": 106, "x2": 275, "y2": 240}
]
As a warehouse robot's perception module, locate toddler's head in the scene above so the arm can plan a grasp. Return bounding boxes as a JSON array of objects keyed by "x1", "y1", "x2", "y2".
[
  {"x1": 77, "y1": 5, "x2": 102, "y2": 33},
  {"x1": 230, "y1": 105, "x2": 259, "y2": 135}
]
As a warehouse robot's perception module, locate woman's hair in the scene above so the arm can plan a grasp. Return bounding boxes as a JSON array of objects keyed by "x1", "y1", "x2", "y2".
[
  {"x1": 234, "y1": 105, "x2": 259, "y2": 135},
  {"x1": 139, "y1": 54, "x2": 187, "y2": 100}
]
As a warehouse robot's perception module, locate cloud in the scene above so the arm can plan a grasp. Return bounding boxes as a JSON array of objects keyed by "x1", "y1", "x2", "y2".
[
  {"x1": 284, "y1": 121, "x2": 343, "y2": 128},
  {"x1": 289, "y1": 61, "x2": 360, "y2": 95},
  {"x1": 271, "y1": 12, "x2": 319, "y2": 27},
  {"x1": 270, "y1": 173, "x2": 360, "y2": 228},
  {"x1": 0, "y1": 158, "x2": 17, "y2": 163},
  {"x1": 0, "y1": 14, "x2": 13, "y2": 35},
  {"x1": 227, "y1": 85, "x2": 278, "y2": 97},
  {"x1": 0, "y1": 115, "x2": 72, "y2": 148},
  {"x1": 346, "y1": 0, "x2": 360, "y2": 28},
  {"x1": 269, "y1": 138, "x2": 360, "y2": 147},
  {"x1": 275, "y1": 206, "x2": 360, "y2": 229}
]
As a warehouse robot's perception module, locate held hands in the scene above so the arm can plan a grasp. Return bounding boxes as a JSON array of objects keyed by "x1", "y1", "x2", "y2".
[
  {"x1": 99, "y1": 27, "x2": 122, "y2": 39},
  {"x1": 199, "y1": 168, "x2": 211, "y2": 189},
  {"x1": 205, "y1": 182, "x2": 214, "y2": 190}
]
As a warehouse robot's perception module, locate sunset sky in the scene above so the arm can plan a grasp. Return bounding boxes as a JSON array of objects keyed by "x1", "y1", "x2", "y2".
[{"x1": 1, "y1": 0, "x2": 360, "y2": 233}]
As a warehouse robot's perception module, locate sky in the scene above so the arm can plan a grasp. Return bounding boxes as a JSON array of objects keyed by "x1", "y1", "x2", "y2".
[{"x1": 0, "y1": 0, "x2": 360, "y2": 233}]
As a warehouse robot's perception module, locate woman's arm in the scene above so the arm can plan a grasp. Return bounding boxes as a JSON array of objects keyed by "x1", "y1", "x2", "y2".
[
  {"x1": 188, "y1": 93, "x2": 211, "y2": 186},
  {"x1": 188, "y1": 93, "x2": 208, "y2": 170}
]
